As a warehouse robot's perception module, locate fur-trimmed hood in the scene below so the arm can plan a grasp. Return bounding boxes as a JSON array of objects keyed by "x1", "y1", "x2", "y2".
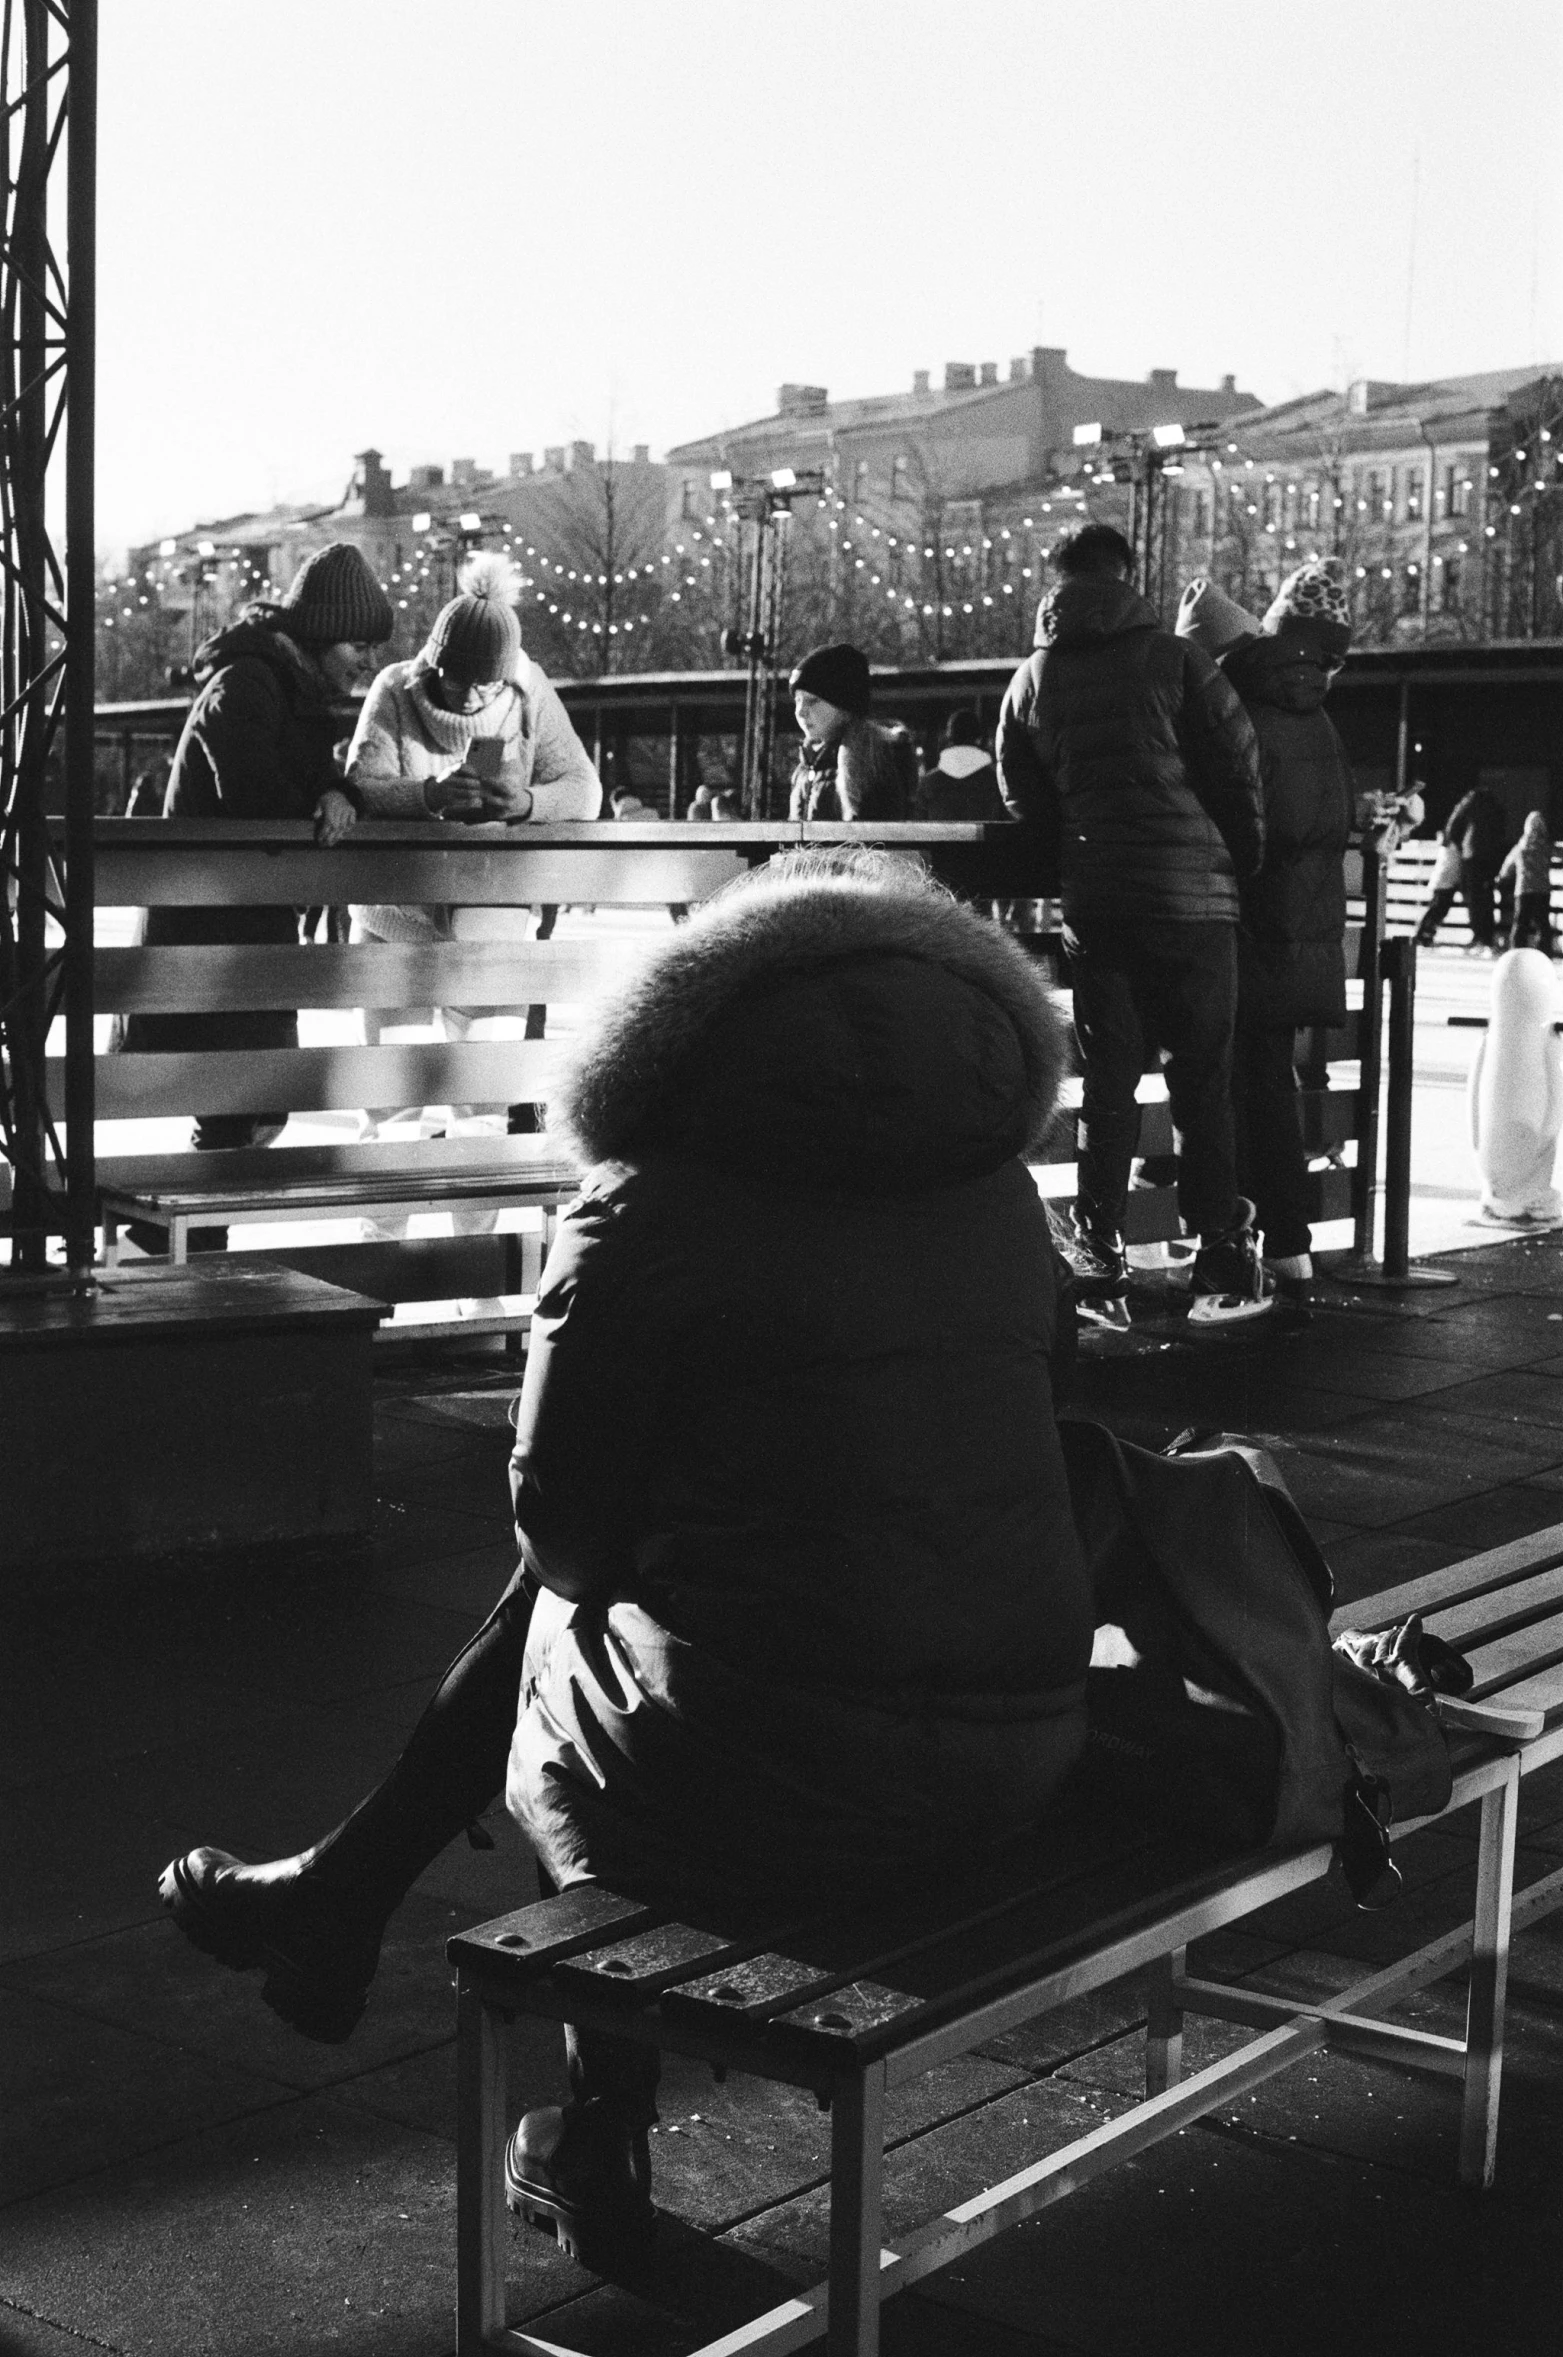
[{"x1": 552, "y1": 868, "x2": 1069, "y2": 1193}]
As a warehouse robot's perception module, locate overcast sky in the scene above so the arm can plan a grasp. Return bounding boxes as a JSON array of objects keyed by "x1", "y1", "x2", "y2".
[{"x1": 96, "y1": 0, "x2": 1562, "y2": 550}]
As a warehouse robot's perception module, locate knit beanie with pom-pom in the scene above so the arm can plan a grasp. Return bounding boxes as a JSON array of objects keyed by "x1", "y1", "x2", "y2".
[
  {"x1": 1263, "y1": 559, "x2": 1352, "y2": 659},
  {"x1": 1173, "y1": 578, "x2": 1262, "y2": 659},
  {"x1": 279, "y1": 542, "x2": 394, "y2": 647},
  {"x1": 424, "y1": 552, "x2": 524, "y2": 684}
]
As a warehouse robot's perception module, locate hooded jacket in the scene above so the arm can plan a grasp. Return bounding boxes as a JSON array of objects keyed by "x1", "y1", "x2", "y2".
[
  {"x1": 913, "y1": 744, "x2": 1009, "y2": 822},
  {"x1": 504, "y1": 865, "x2": 1092, "y2": 1912},
  {"x1": 1221, "y1": 634, "x2": 1352, "y2": 1029},
  {"x1": 995, "y1": 577, "x2": 1264, "y2": 927},
  {"x1": 126, "y1": 611, "x2": 342, "y2": 1054}
]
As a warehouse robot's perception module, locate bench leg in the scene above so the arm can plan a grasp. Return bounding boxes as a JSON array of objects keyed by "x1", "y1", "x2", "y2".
[
  {"x1": 1146, "y1": 1946, "x2": 1185, "y2": 2094},
  {"x1": 1460, "y1": 1757, "x2": 1519, "y2": 2190},
  {"x1": 102, "y1": 1209, "x2": 119, "y2": 1270},
  {"x1": 828, "y1": 2062, "x2": 886, "y2": 2357},
  {"x1": 170, "y1": 1215, "x2": 189, "y2": 1267},
  {"x1": 455, "y1": 1976, "x2": 509, "y2": 2354}
]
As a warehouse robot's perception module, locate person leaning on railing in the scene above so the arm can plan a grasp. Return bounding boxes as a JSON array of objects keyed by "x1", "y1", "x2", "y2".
[
  {"x1": 320, "y1": 552, "x2": 602, "y2": 1142},
  {"x1": 121, "y1": 546, "x2": 392, "y2": 1224}
]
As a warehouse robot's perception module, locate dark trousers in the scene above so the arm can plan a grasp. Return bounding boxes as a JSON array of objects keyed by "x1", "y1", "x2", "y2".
[
  {"x1": 1068, "y1": 918, "x2": 1240, "y2": 1243},
  {"x1": 1414, "y1": 888, "x2": 1458, "y2": 946},
  {"x1": 1511, "y1": 891, "x2": 1555, "y2": 956},
  {"x1": 331, "y1": 1562, "x2": 660, "y2": 2123},
  {"x1": 1462, "y1": 861, "x2": 1498, "y2": 947},
  {"x1": 1233, "y1": 1021, "x2": 1312, "y2": 1261}
]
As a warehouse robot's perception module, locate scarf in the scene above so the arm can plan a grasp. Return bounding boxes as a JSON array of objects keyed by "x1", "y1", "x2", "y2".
[{"x1": 406, "y1": 660, "x2": 514, "y2": 758}]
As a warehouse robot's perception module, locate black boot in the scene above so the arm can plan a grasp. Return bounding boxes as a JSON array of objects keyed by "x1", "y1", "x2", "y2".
[
  {"x1": 158, "y1": 1568, "x2": 534, "y2": 2040},
  {"x1": 505, "y1": 2098, "x2": 656, "y2": 2271}
]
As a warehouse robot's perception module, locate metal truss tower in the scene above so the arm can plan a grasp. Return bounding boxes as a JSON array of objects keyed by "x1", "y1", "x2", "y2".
[{"x1": 0, "y1": 0, "x2": 95, "y2": 1281}]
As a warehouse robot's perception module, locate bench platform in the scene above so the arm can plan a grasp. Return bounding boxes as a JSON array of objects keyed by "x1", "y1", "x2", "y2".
[{"x1": 449, "y1": 1516, "x2": 1563, "y2": 2355}]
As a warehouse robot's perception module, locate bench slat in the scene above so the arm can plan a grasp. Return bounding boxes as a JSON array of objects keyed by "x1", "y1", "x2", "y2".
[
  {"x1": 1331, "y1": 1524, "x2": 1563, "y2": 1638},
  {"x1": 94, "y1": 843, "x2": 751, "y2": 907},
  {"x1": 1426, "y1": 1563, "x2": 1563, "y2": 1648},
  {"x1": 94, "y1": 940, "x2": 646, "y2": 1014},
  {"x1": 94, "y1": 1138, "x2": 579, "y2": 1192},
  {"x1": 56, "y1": 1040, "x2": 559, "y2": 1120},
  {"x1": 551, "y1": 1921, "x2": 775, "y2": 2004},
  {"x1": 1461, "y1": 1657, "x2": 1563, "y2": 1727},
  {"x1": 448, "y1": 1886, "x2": 657, "y2": 1971},
  {"x1": 1463, "y1": 1605, "x2": 1563, "y2": 1700}
]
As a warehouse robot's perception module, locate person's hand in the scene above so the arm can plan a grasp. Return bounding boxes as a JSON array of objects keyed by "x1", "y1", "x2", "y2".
[
  {"x1": 477, "y1": 770, "x2": 535, "y2": 823},
  {"x1": 425, "y1": 772, "x2": 486, "y2": 821},
  {"x1": 314, "y1": 788, "x2": 358, "y2": 846}
]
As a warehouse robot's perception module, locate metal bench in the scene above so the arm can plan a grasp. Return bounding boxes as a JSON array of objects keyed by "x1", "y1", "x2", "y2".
[{"x1": 447, "y1": 1522, "x2": 1563, "y2": 2356}]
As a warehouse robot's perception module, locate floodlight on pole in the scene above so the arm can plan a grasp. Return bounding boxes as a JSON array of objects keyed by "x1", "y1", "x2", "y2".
[
  {"x1": 770, "y1": 467, "x2": 797, "y2": 489},
  {"x1": 1072, "y1": 422, "x2": 1103, "y2": 446},
  {"x1": 457, "y1": 511, "x2": 483, "y2": 533},
  {"x1": 1152, "y1": 423, "x2": 1186, "y2": 449},
  {"x1": 411, "y1": 511, "x2": 432, "y2": 533},
  {"x1": 709, "y1": 469, "x2": 733, "y2": 491}
]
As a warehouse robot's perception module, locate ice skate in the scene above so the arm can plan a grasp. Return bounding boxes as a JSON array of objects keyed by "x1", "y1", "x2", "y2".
[
  {"x1": 1055, "y1": 1216, "x2": 1132, "y2": 1331},
  {"x1": 1189, "y1": 1199, "x2": 1275, "y2": 1325}
]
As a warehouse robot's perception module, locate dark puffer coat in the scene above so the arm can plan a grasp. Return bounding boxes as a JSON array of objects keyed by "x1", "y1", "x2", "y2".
[
  {"x1": 995, "y1": 577, "x2": 1264, "y2": 926},
  {"x1": 128, "y1": 612, "x2": 342, "y2": 1056},
  {"x1": 1222, "y1": 636, "x2": 1352, "y2": 1028},
  {"x1": 505, "y1": 866, "x2": 1092, "y2": 1914}
]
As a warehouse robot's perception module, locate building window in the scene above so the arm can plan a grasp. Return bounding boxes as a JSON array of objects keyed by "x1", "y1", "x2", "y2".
[
  {"x1": 1401, "y1": 564, "x2": 1422, "y2": 616},
  {"x1": 1441, "y1": 552, "x2": 1463, "y2": 610},
  {"x1": 1304, "y1": 483, "x2": 1322, "y2": 529},
  {"x1": 1365, "y1": 468, "x2": 1387, "y2": 517},
  {"x1": 1450, "y1": 469, "x2": 1473, "y2": 517},
  {"x1": 1404, "y1": 467, "x2": 1424, "y2": 522},
  {"x1": 681, "y1": 478, "x2": 699, "y2": 519},
  {"x1": 1282, "y1": 480, "x2": 1299, "y2": 528},
  {"x1": 1262, "y1": 480, "x2": 1282, "y2": 529},
  {"x1": 891, "y1": 455, "x2": 911, "y2": 500},
  {"x1": 1189, "y1": 491, "x2": 1211, "y2": 539}
]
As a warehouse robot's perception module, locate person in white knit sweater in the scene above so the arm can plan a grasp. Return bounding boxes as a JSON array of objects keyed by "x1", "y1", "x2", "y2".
[{"x1": 324, "y1": 555, "x2": 601, "y2": 1148}]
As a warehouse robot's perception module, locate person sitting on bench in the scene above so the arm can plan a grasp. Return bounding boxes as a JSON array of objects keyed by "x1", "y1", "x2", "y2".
[{"x1": 159, "y1": 847, "x2": 1091, "y2": 2264}]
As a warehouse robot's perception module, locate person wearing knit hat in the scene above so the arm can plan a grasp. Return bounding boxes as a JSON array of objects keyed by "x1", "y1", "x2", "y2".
[
  {"x1": 331, "y1": 550, "x2": 602, "y2": 1151},
  {"x1": 1261, "y1": 559, "x2": 1352, "y2": 665},
  {"x1": 120, "y1": 542, "x2": 394, "y2": 1178},
  {"x1": 787, "y1": 641, "x2": 916, "y2": 820},
  {"x1": 1174, "y1": 578, "x2": 1262, "y2": 661},
  {"x1": 1217, "y1": 562, "x2": 1355, "y2": 1302}
]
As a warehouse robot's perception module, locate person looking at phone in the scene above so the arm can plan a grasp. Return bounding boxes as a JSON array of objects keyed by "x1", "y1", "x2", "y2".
[{"x1": 329, "y1": 552, "x2": 601, "y2": 1141}]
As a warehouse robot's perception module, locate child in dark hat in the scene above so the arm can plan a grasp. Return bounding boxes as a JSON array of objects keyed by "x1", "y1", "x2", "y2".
[{"x1": 788, "y1": 641, "x2": 917, "y2": 820}]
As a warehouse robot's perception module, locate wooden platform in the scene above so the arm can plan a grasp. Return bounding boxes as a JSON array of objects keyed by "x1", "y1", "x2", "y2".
[{"x1": 0, "y1": 1257, "x2": 383, "y2": 1570}]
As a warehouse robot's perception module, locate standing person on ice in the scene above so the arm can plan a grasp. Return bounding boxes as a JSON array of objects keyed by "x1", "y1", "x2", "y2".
[
  {"x1": 1498, "y1": 810, "x2": 1555, "y2": 955},
  {"x1": 1179, "y1": 562, "x2": 1354, "y2": 1307},
  {"x1": 996, "y1": 526, "x2": 1270, "y2": 1326}
]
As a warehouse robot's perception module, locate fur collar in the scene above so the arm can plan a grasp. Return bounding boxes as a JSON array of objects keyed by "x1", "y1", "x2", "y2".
[{"x1": 552, "y1": 870, "x2": 1069, "y2": 1169}]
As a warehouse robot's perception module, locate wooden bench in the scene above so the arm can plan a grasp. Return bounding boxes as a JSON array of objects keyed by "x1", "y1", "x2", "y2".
[
  {"x1": 446, "y1": 1518, "x2": 1563, "y2": 2357},
  {"x1": 60, "y1": 818, "x2": 1383, "y2": 1336},
  {"x1": 74, "y1": 819, "x2": 774, "y2": 1339}
]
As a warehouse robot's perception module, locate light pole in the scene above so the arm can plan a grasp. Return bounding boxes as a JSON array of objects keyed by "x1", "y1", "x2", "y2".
[{"x1": 711, "y1": 466, "x2": 826, "y2": 816}]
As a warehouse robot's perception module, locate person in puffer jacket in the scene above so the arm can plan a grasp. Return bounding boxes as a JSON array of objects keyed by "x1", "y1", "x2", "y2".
[
  {"x1": 1181, "y1": 560, "x2": 1355, "y2": 1302},
  {"x1": 997, "y1": 526, "x2": 1267, "y2": 1321},
  {"x1": 123, "y1": 543, "x2": 393, "y2": 1166}
]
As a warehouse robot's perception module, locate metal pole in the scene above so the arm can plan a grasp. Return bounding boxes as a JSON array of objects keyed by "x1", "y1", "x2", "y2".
[
  {"x1": 1349, "y1": 832, "x2": 1385, "y2": 1258},
  {"x1": 1381, "y1": 937, "x2": 1417, "y2": 1281},
  {"x1": 64, "y1": 0, "x2": 98, "y2": 1280}
]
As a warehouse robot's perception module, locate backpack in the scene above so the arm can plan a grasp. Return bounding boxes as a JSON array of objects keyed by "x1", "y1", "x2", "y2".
[{"x1": 1059, "y1": 1416, "x2": 1453, "y2": 1906}]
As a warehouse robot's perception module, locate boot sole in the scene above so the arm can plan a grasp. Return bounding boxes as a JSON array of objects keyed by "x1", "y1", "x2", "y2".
[
  {"x1": 157, "y1": 1857, "x2": 369, "y2": 2044},
  {"x1": 504, "y1": 2169, "x2": 656, "y2": 2273}
]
